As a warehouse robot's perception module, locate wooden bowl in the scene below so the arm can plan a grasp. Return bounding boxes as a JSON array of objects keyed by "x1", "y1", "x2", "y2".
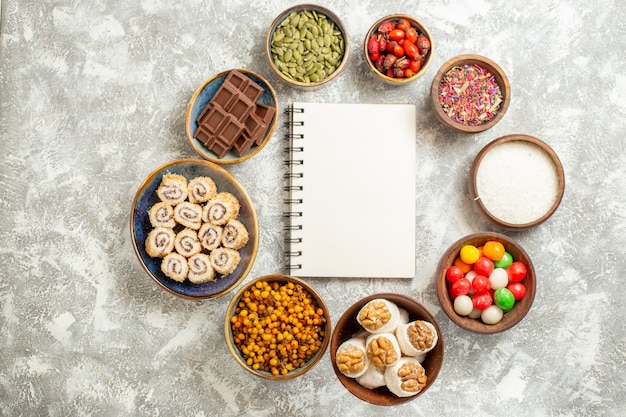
[
  {"x1": 435, "y1": 233, "x2": 536, "y2": 334},
  {"x1": 364, "y1": 14, "x2": 434, "y2": 84},
  {"x1": 330, "y1": 293, "x2": 444, "y2": 405},
  {"x1": 430, "y1": 54, "x2": 510, "y2": 133},
  {"x1": 224, "y1": 274, "x2": 331, "y2": 380},
  {"x1": 469, "y1": 134, "x2": 565, "y2": 229},
  {"x1": 185, "y1": 69, "x2": 278, "y2": 164},
  {"x1": 130, "y1": 159, "x2": 259, "y2": 300},
  {"x1": 266, "y1": 4, "x2": 349, "y2": 89}
]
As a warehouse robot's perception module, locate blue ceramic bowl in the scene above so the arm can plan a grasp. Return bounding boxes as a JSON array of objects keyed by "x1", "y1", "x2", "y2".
[
  {"x1": 185, "y1": 69, "x2": 278, "y2": 164},
  {"x1": 130, "y1": 159, "x2": 259, "y2": 299}
]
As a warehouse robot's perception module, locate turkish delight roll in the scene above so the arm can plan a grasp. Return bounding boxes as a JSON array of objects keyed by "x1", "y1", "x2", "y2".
[
  {"x1": 198, "y1": 222, "x2": 223, "y2": 251},
  {"x1": 188, "y1": 176, "x2": 217, "y2": 204},
  {"x1": 384, "y1": 357, "x2": 428, "y2": 397},
  {"x1": 157, "y1": 173, "x2": 188, "y2": 205},
  {"x1": 187, "y1": 253, "x2": 216, "y2": 284},
  {"x1": 356, "y1": 361, "x2": 386, "y2": 389},
  {"x1": 174, "y1": 202, "x2": 203, "y2": 230},
  {"x1": 395, "y1": 320, "x2": 438, "y2": 357},
  {"x1": 145, "y1": 227, "x2": 175, "y2": 258},
  {"x1": 210, "y1": 247, "x2": 241, "y2": 276},
  {"x1": 357, "y1": 299, "x2": 401, "y2": 334},
  {"x1": 148, "y1": 202, "x2": 176, "y2": 228},
  {"x1": 174, "y1": 228, "x2": 202, "y2": 258},
  {"x1": 161, "y1": 252, "x2": 189, "y2": 282},
  {"x1": 202, "y1": 192, "x2": 240, "y2": 225},
  {"x1": 221, "y1": 219, "x2": 249, "y2": 250},
  {"x1": 335, "y1": 337, "x2": 369, "y2": 379}
]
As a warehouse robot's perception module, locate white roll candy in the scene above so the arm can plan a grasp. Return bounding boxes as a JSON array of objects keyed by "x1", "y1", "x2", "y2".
[
  {"x1": 384, "y1": 357, "x2": 428, "y2": 398},
  {"x1": 365, "y1": 332, "x2": 401, "y2": 371},
  {"x1": 398, "y1": 308, "x2": 410, "y2": 325},
  {"x1": 335, "y1": 337, "x2": 369, "y2": 378},
  {"x1": 357, "y1": 299, "x2": 401, "y2": 334},
  {"x1": 395, "y1": 320, "x2": 438, "y2": 357},
  {"x1": 356, "y1": 362, "x2": 385, "y2": 389}
]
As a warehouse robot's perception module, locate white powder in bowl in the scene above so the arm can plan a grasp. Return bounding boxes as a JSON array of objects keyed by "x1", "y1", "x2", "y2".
[{"x1": 475, "y1": 140, "x2": 560, "y2": 225}]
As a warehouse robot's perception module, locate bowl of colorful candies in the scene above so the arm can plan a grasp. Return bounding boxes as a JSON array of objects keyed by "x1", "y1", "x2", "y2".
[
  {"x1": 430, "y1": 54, "x2": 511, "y2": 133},
  {"x1": 435, "y1": 232, "x2": 536, "y2": 334},
  {"x1": 266, "y1": 4, "x2": 349, "y2": 89},
  {"x1": 225, "y1": 274, "x2": 331, "y2": 380},
  {"x1": 364, "y1": 14, "x2": 434, "y2": 84}
]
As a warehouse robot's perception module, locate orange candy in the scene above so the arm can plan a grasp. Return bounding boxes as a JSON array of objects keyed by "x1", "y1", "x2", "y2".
[{"x1": 483, "y1": 241, "x2": 505, "y2": 261}]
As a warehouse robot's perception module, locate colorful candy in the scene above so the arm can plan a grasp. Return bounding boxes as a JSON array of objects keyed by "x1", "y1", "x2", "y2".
[{"x1": 449, "y1": 241, "x2": 528, "y2": 324}]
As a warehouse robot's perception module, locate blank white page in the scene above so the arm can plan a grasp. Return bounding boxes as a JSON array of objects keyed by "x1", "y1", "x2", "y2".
[{"x1": 287, "y1": 102, "x2": 416, "y2": 278}]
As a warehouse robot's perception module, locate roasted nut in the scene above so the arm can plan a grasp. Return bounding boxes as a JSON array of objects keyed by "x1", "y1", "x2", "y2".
[
  {"x1": 337, "y1": 347, "x2": 366, "y2": 374},
  {"x1": 407, "y1": 320, "x2": 434, "y2": 350},
  {"x1": 397, "y1": 361, "x2": 427, "y2": 393},
  {"x1": 366, "y1": 334, "x2": 399, "y2": 370}
]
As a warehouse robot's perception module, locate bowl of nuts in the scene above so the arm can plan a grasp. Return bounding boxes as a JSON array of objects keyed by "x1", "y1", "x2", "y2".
[
  {"x1": 266, "y1": 4, "x2": 349, "y2": 89},
  {"x1": 430, "y1": 54, "x2": 511, "y2": 133},
  {"x1": 364, "y1": 14, "x2": 434, "y2": 84},
  {"x1": 435, "y1": 232, "x2": 536, "y2": 334},
  {"x1": 225, "y1": 274, "x2": 331, "y2": 380},
  {"x1": 330, "y1": 293, "x2": 443, "y2": 405}
]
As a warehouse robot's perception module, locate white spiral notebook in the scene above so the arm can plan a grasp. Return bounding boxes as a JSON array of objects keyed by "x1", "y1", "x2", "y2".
[{"x1": 284, "y1": 102, "x2": 416, "y2": 278}]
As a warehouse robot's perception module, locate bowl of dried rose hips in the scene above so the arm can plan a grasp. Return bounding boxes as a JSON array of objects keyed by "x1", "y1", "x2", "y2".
[
  {"x1": 430, "y1": 54, "x2": 511, "y2": 133},
  {"x1": 364, "y1": 14, "x2": 434, "y2": 84}
]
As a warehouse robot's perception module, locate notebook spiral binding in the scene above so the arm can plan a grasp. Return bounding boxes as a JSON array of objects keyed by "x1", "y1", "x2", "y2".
[{"x1": 283, "y1": 105, "x2": 305, "y2": 271}]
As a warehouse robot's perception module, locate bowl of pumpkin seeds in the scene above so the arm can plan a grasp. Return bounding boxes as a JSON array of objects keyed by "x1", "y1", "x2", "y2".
[{"x1": 266, "y1": 4, "x2": 349, "y2": 89}]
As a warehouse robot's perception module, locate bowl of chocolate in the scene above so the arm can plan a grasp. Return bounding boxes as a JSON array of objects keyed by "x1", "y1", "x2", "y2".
[
  {"x1": 364, "y1": 14, "x2": 434, "y2": 85},
  {"x1": 469, "y1": 134, "x2": 565, "y2": 229},
  {"x1": 330, "y1": 293, "x2": 444, "y2": 406},
  {"x1": 130, "y1": 158, "x2": 259, "y2": 299},
  {"x1": 435, "y1": 232, "x2": 536, "y2": 334},
  {"x1": 266, "y1": 5, "x2": 349, "y2": 89},
  {"x1": 225, "y1": 274, "x2": 331, "y2": 380},
  {"x1": 430, "y1": 54, "x2": 511, "y2": 133},
  {"x1": 185, "y1": 69, "x2": 278, "y2": 164}
]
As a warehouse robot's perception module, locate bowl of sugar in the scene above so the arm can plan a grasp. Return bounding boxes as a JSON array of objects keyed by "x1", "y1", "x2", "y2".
[{"x1": 469, "y1": 134, "x2": 565, "y2": 229}]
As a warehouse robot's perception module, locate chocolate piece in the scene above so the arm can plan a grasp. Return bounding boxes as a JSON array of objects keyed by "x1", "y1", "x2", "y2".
[
  {"x1": 244, "y1": 113, "x2": 266, "y2": 146},
  {"x1": 208, "y1": 116, "x2": 245, "y2": 158},
  {"x1": 254, "y1": 103, "x2": 276, "y2": 144},
  {"x1": 233, "y1": 130, "x2": 256, "y2": 157},
  {"x1": 224, "y1": 70, "x2": 249, "y2": 90},
  {"x1": 195, "y1": 104, "x2": 230, "y2": 145},
  {"x1": 241, "y1": 80, "x2": 264, "y2": 103},
  {"x1": 208, "y1": 82, "x2": 239, "y2": 113},
  {"x1": 226, "y1": 93, "x2": 254, "y2": 121}
]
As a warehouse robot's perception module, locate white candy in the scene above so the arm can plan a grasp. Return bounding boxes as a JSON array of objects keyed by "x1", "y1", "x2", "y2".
[
  {"x1": 465, "y1": 271, "x2": 477, "y2": 295},
  {"x1": 453, "y1": 295, "x2": 474, "y2": 316},
  {"x1": 336, "y1": 337, "x2": 369, "y2": 378},
  {"x1": 395, "y1": 321, "x2": 438, "y2": 356},
  {"x1": 357, "y1": 299, "x2": 401, "y2": 334},
  {"x1": 468, "y1": 308, "x2": 482, "y2": 319},
  {"x1": 384, "y1": 357, "x2": 427, "y2": 397},
  {"x1": 481, "y1": 305, "x2": 504, "y2": 324},
  {"x1": 356, "y1": 362, "x2": 385, "y2": 389},
  {"x1": 489, "y1": 268, "x2": 509, "y2": 289}
]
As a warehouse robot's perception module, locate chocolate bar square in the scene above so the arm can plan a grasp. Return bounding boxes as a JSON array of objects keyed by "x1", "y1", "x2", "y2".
[
  {"x1": 226, "y1": 93, "x2": 255, "y2": 121},
  {"x1": 241, "y1": 80, "x2": 264, "y2": 102},
  {"x1": 224, "y1": 70, "x2": 249, "y2": 90},
  {"x1": 233, "y1": 130, "x2": 256, "y2": 157},
  {"x1": 208, "y1": 116, "x2": 244, "y2": 158},
  {"x1": 209, "y1": 82, "x2": 238, "y2": 112}
]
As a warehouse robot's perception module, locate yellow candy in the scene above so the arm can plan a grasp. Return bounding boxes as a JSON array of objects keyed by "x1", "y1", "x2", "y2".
[{"x1": 459, "y1": 245, "x2": 480, "y2": 264}]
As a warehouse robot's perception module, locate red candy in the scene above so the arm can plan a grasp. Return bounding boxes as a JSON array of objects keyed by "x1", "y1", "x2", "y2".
[
  {"x1": 472, "y1": 292, "x2": 493, "y2": 310},
  {"x1": 471, "y1": 275, "x2": 491, "y2": 294},
  {"x1": 507, "y1": 261, "x2": 527, "y2": 282},
  {"x1": 450, "y1": 278, "x2": 471, "y2": 299},
  {"x1": 473, "y1": 256, "x2": 494, "y2": 276},
  {"x1": 507, "y1": 282, "x2": 527, "y2": 300},
  {"x1": 445, "y1": 266, "x2": 465, "y2": 283}
]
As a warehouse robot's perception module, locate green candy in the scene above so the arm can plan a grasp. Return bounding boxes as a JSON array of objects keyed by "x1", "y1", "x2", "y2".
[
  {"x1": 494, "y1": 251, "x2": 513, "y2": 269},
  {"x1": 494, "y1": 288, "x2": 515, "y2": 312}
]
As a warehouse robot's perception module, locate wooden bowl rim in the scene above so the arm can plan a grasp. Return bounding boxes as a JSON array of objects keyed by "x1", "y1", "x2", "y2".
[
  {"x1": 224, "y1": 274, "x2": 331, "y2": 380},
  {"x1": 430, "y1": 54, "x2": 511, "y2": 133},
  {"x1": 184, "y1": 68, "x2": 278, "y2": 165},
  {"x1": 330, "y1": 292, "x2": 444, "y2": 406},
  {"x1": 363, "y1": 14, "x2": 435, "y2": 85},
  {"x1": 435, "y1": 232, "x2": 536, "y2": 334},
  {"x1": 468, "y1": 134, "x2": 566, "y2": 229},
  {"x1": 265, "y1": 4, "x2": 350, "y2": 89}
]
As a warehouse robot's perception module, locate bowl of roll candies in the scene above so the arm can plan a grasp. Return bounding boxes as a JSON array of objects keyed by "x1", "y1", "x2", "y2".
[
  {"x1": 330, "y1": 293, "x2": 444, "y2": 405},
  {"x1": 435, "y1": 232, "x2": 536, "y2": 334}
]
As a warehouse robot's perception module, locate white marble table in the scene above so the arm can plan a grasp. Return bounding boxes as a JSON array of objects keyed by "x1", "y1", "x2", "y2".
[{"x1": 1, "y1": 0, "x2": 625, "y2": 416}]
